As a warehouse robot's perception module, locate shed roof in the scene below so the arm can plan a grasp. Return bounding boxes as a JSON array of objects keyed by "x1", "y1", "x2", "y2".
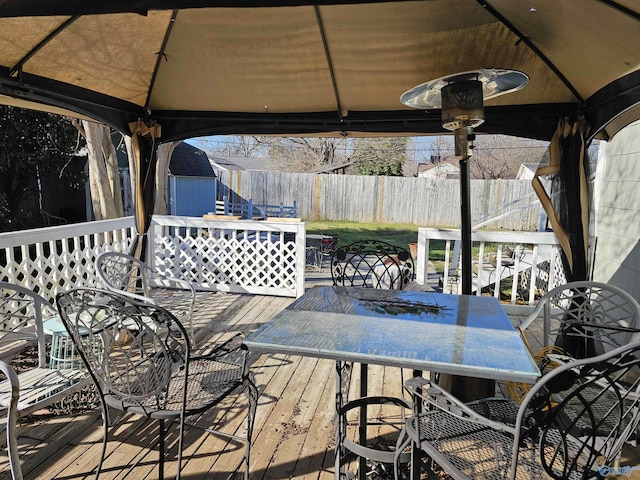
[{"x1": 169, "y1": 142, "x2": 215, "y2": 177}]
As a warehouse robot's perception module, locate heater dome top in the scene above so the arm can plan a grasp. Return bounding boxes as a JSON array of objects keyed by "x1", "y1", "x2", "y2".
[{"x1": 400, "y1": 69, "x2": 529, "y2": 109}]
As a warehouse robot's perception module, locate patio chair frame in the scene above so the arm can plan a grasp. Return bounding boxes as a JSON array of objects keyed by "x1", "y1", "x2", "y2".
[
  {"x1": 55, "y1": 287, "x2": 258, "y2": 480},
  {"x1": 0, "y1": 282, "x2": 91, "y2": 480},
  {"x1": 517, "y1": 280, "x2": 640, "y2": 358},
  {"x1": 95, "y1": 251, "x2": 197, "y2": 344},
  {"x1": 395, "y1": 341, "x2": 640, "y2": 480}
]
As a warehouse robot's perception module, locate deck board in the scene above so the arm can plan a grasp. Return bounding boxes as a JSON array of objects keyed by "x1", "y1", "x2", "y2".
[{"x1": 1, "y1": 291, "x2": 640, "y2": 479}]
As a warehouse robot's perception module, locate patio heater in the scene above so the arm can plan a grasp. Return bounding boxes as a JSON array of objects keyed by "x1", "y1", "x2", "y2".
[
  {"x1": 401, "y1": 69, "x2": 528, "y2": 401},
  {"x1": 400, "y1": 69, "x2": 529, "y2": 294}
]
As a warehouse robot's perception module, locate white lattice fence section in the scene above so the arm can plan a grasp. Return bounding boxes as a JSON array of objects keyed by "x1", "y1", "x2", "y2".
[
  {"x1": 150, "y1": 215, "x2": 306, "y2": 297},
  {"x1": 0, "y1": 216, "x2": 306, "y2": 301},
  {"x1": 0, "y1": 218, "x2": 136, "y2": 303}
]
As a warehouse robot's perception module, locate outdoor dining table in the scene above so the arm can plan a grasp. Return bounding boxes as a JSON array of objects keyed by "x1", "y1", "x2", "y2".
[{"x1": 243, "y1": 285, "x2": 540, "y2": 480}]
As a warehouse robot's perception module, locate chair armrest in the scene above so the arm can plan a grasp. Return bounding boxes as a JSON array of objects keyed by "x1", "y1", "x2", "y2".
[
  {"x1": 404, "y1": 377, "x2": 516, "y2": 434},
  {"x1": 0, "y1": 360, "x2": 20, "y2": 397},
  {"x1": 149, "y1": 273, "x2": 196, "y2": 297}
]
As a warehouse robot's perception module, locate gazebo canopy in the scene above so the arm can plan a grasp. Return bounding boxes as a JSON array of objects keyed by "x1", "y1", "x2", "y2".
[{"x1": 0, "y1": 0, "x2": 638, "y2": 142}]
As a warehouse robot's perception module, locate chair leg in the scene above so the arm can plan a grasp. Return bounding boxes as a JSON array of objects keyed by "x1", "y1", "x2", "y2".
[
  {"x1": 5, "y1": 410, "x2": 22, "y2": 480},
  {"x1": 177, "y1": 414, "x2": 186, "y2": 480},
  {"x1": 393, "y1": 428, "x2": 411, "y2": 480},
  {"x1": 159, "y1": 418, "x2": 166, "y2": 480},
  {"x1": 96, "y1": 402, "x2": 110, "y2": 480},
  {"x1": 244, "y1": 378, "x2": 259, "y2": 480},
  {"x1": 1, "y1": 360, "x2": 23, "y2": 480}
]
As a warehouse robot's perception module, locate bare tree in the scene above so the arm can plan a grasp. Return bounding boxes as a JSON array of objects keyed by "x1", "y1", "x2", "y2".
[
  {"x1": 195, "y1": 133, "x2": 550, "y2": 179},
  {"x1": 470, "y1": 135, "x2": 548, "y2": 179},
  {"x1": 425, "y1": 135, "x2": 455, "y2": 163},
  {"x1": 73, "y1": 120, "x2": 124, "y2": 220},
  {"x1": 197, "y1": 135, "x2": 267, "y2": 157},
  {"x1": 257, "y1": 137, "x2": 346, "y2": 172},
  {"x1": 409, "y1": 135, "x2": 456, "y2": 176},
  {"x1": 154, "y1": 141, "x2": 180, "y2": 214}
]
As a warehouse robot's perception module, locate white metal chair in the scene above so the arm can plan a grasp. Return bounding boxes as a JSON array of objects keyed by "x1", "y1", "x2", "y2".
[
  {"x1": 0, "y1": 282, "x2": 91, "y2": 480},
  {"x1": 0, "y1": 282, "x2": 51, "y2": 361},
  {"x1": 517, "y1": 281, "x2": 640, "y2": 358},
  {"x1": 55, "y1": 287, "x2": 258, "y2": 480},
  {"x1": 395, "y1": 341, "x2": 640, "y2": 480},
  {"x1": 95, "y1": 251, "x2": 197, "y2": 344}
]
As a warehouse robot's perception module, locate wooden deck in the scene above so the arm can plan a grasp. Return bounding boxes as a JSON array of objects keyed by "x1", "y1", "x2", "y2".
[{"x1": 1, "y1": 290, "x2": 640, "y2": 479}]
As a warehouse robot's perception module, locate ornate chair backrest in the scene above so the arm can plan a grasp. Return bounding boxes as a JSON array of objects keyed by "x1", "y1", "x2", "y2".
[
  {"x1": 512, "y1": 342, "x2": 640, "y2": 479},
  {"x1": 330, "y1": 240, "x2": 414, "y2": 290},
  {"x1": 96, "y1": 252, "x2": 155, "y2": 302},
  {"x1": 0, "y1": 281, "x2": 54, "y2": 365},
  {"x1": 56, "y1": 288, "x2": 189, "y2": 409},
  {"x1": 519, "y1": 281, "x2": 640, "y2": 359}
]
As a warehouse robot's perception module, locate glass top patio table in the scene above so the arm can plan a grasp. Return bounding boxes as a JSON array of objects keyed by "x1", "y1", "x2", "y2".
[{"x1": 244, "y1": 285, "x2": 540, "y2": 383}]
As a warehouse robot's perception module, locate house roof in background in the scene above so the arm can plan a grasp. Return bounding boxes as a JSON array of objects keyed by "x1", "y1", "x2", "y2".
[
  {"x1": 209, "y1": 156, "x2": 281, "y2": 172},
  {"x1": 170, "y1": 142, "x2": 216, "y2": 177},
  {"x1": 417, "y1": 160, "x2": 459, "y2": 173},
  {"x1": 314, "y1": 162, "x2": 352, "y2": 174}
]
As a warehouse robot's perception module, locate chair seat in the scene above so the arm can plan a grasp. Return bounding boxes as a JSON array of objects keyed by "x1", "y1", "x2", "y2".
[
  {"x1": 105, "y1": 357, "x2": 246, "y2": 416},
  {"x1": 0, "y1": 367, "x2": 90, "y2": 414},
  {"x1": 149, "y1": 287, "x2": 195, "y2": 323},
  {"x1": 408, "y1": 398, "x2": 577, "y2": 480}
]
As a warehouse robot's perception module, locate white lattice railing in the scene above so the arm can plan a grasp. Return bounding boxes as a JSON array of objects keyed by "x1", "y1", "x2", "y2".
[
  {"x1": 149, "y1": 215, "x2": 306, "y2": 297},
  {"x1": 415, "y1": 228, "x2": 565, "y2": 307},
  {"x1": 0, "y1": 218, "x2": 137, "y2": 303},
  {"x1": 0, "y1": 215, "x2": 307, "y2": 303}
]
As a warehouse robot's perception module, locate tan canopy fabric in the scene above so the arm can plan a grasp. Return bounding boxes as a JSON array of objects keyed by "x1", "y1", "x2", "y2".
[{"x1": 0, "y1": 1, "x2": 637, "y2": 142}]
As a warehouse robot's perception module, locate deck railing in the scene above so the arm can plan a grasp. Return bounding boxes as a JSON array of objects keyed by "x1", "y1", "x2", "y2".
[
  {"x1": 0, "y1": 215, "x2": 306, "y2": 303},
  {"x1": 415, "y1": 228, "x2": 565, "y2": 307},
  {"x1": 216, "y1": 196, "x2": 298, "y2": 219},
  {"x1": 150, "y1": 216, "x2": 305, "y2": 297}
]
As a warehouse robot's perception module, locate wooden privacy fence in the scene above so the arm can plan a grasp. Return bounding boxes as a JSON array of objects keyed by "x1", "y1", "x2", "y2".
[{"x1": 217, "y1": 170, "x2": 541, "y2": 230}]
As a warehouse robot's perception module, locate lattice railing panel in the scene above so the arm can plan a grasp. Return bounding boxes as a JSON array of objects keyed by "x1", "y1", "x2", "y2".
[
  {"x1": 0, "y1": 219, "x2": 137, "y2": 303},
  {"x1": 150, "y1": 216, "x2": 305, "y2": 297},
  {"x1": 0, "y1": 216, "x2": 305, "y2": 301}
]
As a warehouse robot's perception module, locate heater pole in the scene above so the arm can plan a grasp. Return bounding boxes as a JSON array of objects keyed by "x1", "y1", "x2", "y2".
[
  {"x1": 454, "y1": 126, "x2": 474, "y2": 294},
  {"x1": 459, "y1": 155, "x2": 472, "y2": 294}
]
